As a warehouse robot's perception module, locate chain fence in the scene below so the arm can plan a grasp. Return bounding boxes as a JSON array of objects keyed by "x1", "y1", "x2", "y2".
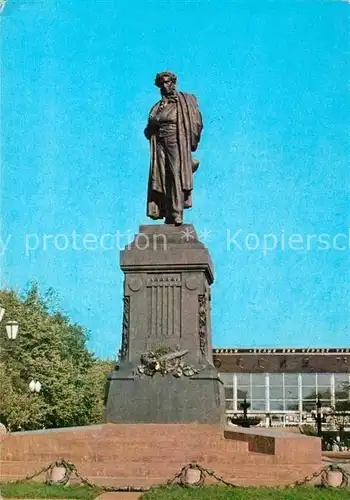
[{"x1": 5, "y1": 458, "x2": 350, "y2": 493}]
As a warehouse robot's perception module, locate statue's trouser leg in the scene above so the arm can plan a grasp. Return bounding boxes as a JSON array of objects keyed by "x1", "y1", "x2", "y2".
[
  {"x1": 162, "y1": 135, "x2": 183, "y2": 222},
  {"x1": 154, "y1": 139, "x2": 166, "y2": 219}
]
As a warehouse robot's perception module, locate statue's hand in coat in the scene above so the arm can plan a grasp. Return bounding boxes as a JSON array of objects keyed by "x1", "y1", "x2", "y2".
[
  {"x1": 144, "y1": 121, "x2": 157, "y2": 140},
  {"x1": 144, "y1": 113, "x2": 160, "y2": 140}
]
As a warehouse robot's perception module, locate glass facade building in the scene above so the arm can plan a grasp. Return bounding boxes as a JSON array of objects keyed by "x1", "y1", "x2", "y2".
[
  {"x1": 213, "y1": 348, "x2": 350, "y2": 426},
  {"x1": 220, "y1": 372, "x2": 350, "y2": 413}
]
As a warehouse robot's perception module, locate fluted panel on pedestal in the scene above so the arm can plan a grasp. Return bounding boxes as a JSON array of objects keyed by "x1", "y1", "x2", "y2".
[{"x1": 147, "y1": 274, "x2": 182, "y2": 338}]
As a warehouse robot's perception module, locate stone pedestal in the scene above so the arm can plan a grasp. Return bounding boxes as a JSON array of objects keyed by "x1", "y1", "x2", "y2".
[
  {"x1": 105, "y1": 224, "x2": 224, "y2": 424},
  {"x1": 0, "y1": 424, "x2": 323, "y2": 487}
]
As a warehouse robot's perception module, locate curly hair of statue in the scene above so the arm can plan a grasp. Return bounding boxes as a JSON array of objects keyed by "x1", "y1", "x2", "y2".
[{"x1": 154, "y1": 71, "x2": 177, "y2": 87}]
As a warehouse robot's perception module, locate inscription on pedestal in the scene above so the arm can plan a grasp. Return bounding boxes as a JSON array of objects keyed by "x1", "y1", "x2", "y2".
[{"x1": 147, "y1": 274, "x2": 182, "y2": 338}]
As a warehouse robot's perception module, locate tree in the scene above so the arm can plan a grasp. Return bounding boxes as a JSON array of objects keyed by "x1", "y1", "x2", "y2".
[{"x1": 0, "y1": 284, "x2": 114, "y2": 431}]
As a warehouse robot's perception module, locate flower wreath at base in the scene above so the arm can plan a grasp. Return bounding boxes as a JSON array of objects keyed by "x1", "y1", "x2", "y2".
[{"x1": 136, "y1": 346, "x2": 200, "y2": 378}]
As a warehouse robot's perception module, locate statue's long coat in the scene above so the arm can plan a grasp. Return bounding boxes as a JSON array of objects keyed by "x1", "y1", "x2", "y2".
[{"x1": 145, "y1": 92, "x2": 203, "y2": 219}]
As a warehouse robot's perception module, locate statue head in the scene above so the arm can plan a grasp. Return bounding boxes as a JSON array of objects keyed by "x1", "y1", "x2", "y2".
[{"x1": 154, "y1": 71, "x2": 177, "y2": 97}]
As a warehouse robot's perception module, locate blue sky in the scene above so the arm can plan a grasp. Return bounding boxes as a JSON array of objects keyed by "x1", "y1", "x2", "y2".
[{"x1": 1, "y1": 1, "x2": 349, "y2": 358}]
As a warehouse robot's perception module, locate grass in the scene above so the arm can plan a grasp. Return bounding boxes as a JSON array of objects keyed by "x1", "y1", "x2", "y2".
[
  {"x1": 0, "y1": 481, "x2": 102, "y2": 499},
  {"x1": 0, "y1": 483, "x2": 349, "y2": 499},
  {"x1": 140, "y1": 485, "x2": 350, "y2": 500}
]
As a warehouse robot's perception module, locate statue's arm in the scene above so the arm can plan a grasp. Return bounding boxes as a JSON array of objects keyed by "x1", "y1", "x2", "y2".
[
  {"x1": 185, "y1": 93, "x2": 203, "y2": 152},
  {"x1": 144, "y1": 103, "x2": 159, "y2": 140},
  {"x1": 144, "y1": 121, "x2": 154, "y2": 140}
]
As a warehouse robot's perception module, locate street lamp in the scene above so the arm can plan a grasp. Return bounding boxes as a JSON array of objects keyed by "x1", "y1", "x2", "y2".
[
  {"x1": 5, "y1": 321, "x2": 19, "y2": 340},
  {"x1": 316, "y1": 395, "x2": 322, "y2": 436},
  {"x1": 29, "y1": 380, "x2": 41, "y2": 394},
  {"x1": 0, "y1": 306, "x2": 5, "y2": 323}
]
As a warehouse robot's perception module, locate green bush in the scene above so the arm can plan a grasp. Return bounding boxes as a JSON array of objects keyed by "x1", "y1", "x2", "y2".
[
  {"x1": 299, "y1": 424, "x2": 317, "y2": 436},
  {"x1": 0, "y1": 481, "x2": 101, "y2": 498}
]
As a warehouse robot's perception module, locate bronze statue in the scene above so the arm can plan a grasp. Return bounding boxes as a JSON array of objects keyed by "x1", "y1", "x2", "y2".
[{"x1": 144, "y1": 71, "x2": 203, "y2": 225}]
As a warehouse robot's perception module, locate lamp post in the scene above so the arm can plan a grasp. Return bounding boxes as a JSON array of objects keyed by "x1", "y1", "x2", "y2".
[
  {"x1": 316, "y1": 395, "x2": 322, "y2": 436},
  {"x1": 1, "y1": 309, "x2": 41, "y2": 396},
  {"x1": 0, "y1": 307, "x2": 22, "y2": 432}
]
